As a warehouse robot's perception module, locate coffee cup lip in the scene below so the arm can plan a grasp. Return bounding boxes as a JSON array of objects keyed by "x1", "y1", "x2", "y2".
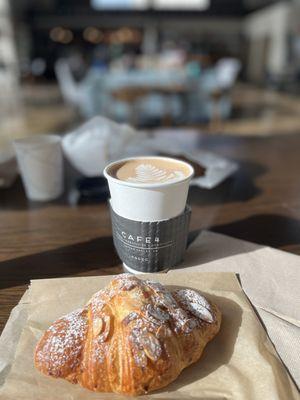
[{"x1": 103, "y1": 155, "x2": 194, "y2": 188}]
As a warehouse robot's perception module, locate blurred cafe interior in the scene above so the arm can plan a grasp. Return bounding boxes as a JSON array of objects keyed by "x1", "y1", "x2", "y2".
[
  {"x1": 1, "y1": 0, "x2": 300, "y2": 235},
  {"x1": 0, "y1": 0, "x2": 300, "y2": 224},
  {"x1": 1, "y1": 0, "x2": 300, "y2": 206},
  {"x1": 1, "y1": 0, "x2": 300, "y2": 141}
]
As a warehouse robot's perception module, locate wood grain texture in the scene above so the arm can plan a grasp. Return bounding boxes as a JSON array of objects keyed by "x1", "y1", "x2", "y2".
[{"x1": 1, "y1": 132, "x2": 300, "y2": 333}]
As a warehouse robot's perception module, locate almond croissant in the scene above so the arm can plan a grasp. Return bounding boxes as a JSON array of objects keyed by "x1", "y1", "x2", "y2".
[{"x1": 35, "y1": 274, "x2": 221, "y2": 396}]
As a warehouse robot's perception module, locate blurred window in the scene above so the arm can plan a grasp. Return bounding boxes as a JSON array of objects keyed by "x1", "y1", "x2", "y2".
[
  {"x1": 91, "y1": 0, "x2": 148, "y2": 9},
  {"x1": 91, "y1": 0, "x2": 209, "y2": 10},
  {"x1": 153, "y1": 0, "x2": 210, "y2": 9}
]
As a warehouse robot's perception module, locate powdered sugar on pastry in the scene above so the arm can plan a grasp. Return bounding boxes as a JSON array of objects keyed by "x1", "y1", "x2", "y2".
[
  {"x1": 35, "y1": 309, "x2": 88, "y2": 374},
  {"x1": 173, "y1": 288, "x2": 214, "y2": 323},
  {"x1": 35, "y1": 274, "x2": 221, "y2": 396}
]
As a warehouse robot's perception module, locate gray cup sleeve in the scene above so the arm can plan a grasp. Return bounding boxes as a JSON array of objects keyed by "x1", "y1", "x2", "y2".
[{"x1": 110, "y1": 205, "x2": 191, "y2": 272}]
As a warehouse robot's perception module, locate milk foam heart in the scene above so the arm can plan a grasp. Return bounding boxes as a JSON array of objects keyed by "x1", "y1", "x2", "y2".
[
  {"x1": 110, "y1": 158, "x2": 190, "y2": 185},
  {"x1": 125, "y1": 163, "x2": 185, "y2": 184}
]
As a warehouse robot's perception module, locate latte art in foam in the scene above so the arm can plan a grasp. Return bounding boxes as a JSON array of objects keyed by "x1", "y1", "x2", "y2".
[
  {"x1": 108, "y1": 157, "x2": 192, "y2": 185},
  {"x1": 126, "y1": 163, "x2": 185, "y2": 183}
]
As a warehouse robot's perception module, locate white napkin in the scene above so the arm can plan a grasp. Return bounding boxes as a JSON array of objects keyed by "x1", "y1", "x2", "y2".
[{"x1": 62, "y1": 116, "x2": 136, "y2": 176}]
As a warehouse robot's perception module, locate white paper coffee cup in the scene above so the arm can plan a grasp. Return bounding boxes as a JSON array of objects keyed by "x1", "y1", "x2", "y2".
[
  {"x1": 13, "y1": 134, "x2": 64, "y2": 201},
  {"x1": 122, "y1": 262, "x2": 168, "y2": 274},
  {"x1": 103, "y1": 156, "x2": 194, "y2": 221}
]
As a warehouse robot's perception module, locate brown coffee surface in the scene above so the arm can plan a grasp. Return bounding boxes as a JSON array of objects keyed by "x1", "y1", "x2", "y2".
[
  {"x1": 159, "y1": 153, "x2": 205, "y2": 178},
  {"x1": 110, "y1": 158, "x2": 191, "y2": 184}
]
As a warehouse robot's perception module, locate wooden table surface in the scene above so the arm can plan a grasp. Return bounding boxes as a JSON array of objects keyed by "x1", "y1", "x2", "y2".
[{"x1": 1, "y1": 132, "x2": 300, "y2": 333}]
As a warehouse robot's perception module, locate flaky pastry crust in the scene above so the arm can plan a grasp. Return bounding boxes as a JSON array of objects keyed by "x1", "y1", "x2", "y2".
[{"x1": 35, "y1": 274, "x2": 221, "y2": 395}]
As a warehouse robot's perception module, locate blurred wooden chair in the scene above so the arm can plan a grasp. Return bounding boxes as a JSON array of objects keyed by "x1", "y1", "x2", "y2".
[
  {"x1": 111, "y1": 86, "x2": 150, "y2": 126},
  {"x1": 54, "y1": 59, "x2": 91, "y2": 118}
]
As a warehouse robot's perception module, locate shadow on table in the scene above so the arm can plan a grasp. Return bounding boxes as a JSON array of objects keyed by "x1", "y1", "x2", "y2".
[
  {"x1": 0, "y1": 161, "x2": 82, "y2": 211},
  {"x1": 1, "y1": 158, "x2": 267, "y2": 211},
  {"x1": 156, "y1": 289, "x2": 242, "y2": 394},
  {"x1": 0, "y1": 177, "x2": 72, "y2": 211},
  {"x1": 211, "y1": 214, "x2": 300, "y2": 249},
  {"x1": 183, "y1": 229, "x2": 259, "y2": 268},
  {"x1": 184, "y1": 214, "x2": 300, "y2": 266},
  {"x1": 0, "y1": 236, "x2": 121, "y2": 290},
  {"x1": 188, "y1": 159, "x2": 267, "y2": 206}
]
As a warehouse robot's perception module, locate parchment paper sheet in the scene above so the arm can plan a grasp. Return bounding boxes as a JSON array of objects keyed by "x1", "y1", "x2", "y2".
[
  {"x1": 180, "y1": 230, "x2": 300, "y2": 387},
  {"x1": 0, "y1": 271, "x2": 298, "y2": 399}
]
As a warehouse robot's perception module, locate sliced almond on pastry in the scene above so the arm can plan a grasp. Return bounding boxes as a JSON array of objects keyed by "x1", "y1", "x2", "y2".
[
  {"x1": 173, "y1": 289, "x2": 214, "y2": 323},
  {"x1": 140, "y1": 332, "x2": 162, "y2": 362},
  {"x1": 93, "y1": 318, "x2": 104, "y2": 336},
  {"x1": 94, "y1": 316, "x2": 111, "y2": 342}
]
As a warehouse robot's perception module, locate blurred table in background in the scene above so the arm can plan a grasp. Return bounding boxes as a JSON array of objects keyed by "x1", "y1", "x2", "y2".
[
  {"x1": 1, "y1": 132, "x2": 300, "y2": 333},
  {"x1": 1, "y1": 82, "x2": 299, "y2": 139},
  {"x1": 111, "y1": 84, "x2": 189, "y2": 125},
  {"x1": 1, "y1": 83, "x2": 300, "y2": 142},
  {"x1": 0, "y1": 85, "x2": 76, "y2": 142}
]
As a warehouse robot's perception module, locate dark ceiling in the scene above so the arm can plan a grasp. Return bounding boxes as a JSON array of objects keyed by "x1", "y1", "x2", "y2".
[{"x1": 13, "y1": 0, "x2": 287, "y2": 17}]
